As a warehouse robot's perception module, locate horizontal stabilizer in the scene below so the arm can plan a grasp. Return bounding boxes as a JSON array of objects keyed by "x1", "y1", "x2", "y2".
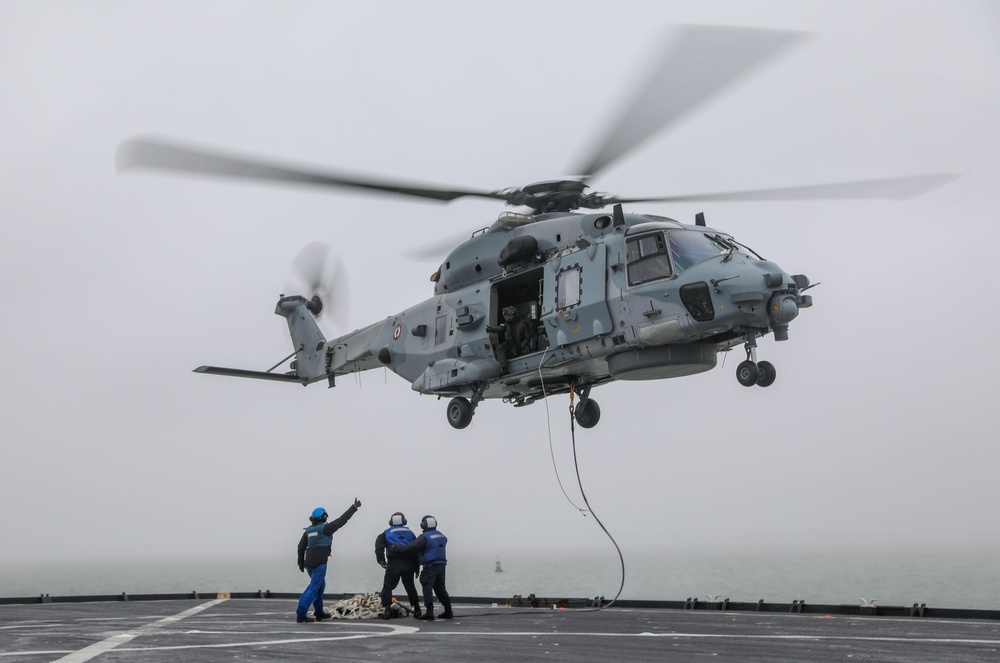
[{"x1": 193, "y1": 365, "x2": 308, "y2": 384}]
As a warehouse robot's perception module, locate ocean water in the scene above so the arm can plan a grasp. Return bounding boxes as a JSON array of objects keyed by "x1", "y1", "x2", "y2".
[{"x1": 4, "y1": 549, "x2": 998, "y2": 611}]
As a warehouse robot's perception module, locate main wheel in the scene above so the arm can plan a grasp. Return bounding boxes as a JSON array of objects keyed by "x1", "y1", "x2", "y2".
[
  {"x1": 574, "y1": 398, "x2": 601, "y2": 428},
  {"x1": 736, "y1": 360, "x2": 759, "y2": 387},
  {"x1": 756, "y1": 360, "x2": 776, "y2": 387},
  {"x1": 446, "y1": 397, "x2": 474, "y2": 429}
]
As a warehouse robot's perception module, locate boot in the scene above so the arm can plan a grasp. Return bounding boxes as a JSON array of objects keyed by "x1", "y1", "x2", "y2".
[
  {"x1": 416, "y1": 604, "x2": 435, "y2": 621},
  {"x1": 411, "y1": 605, "x2": 422, "y2": 619},
  {"x1": 439, "y1": 606, "x2": 454, "y2": 619}
]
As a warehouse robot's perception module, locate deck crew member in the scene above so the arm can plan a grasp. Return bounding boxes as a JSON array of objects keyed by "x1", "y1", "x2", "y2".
[
  {"x1": 375, "y1": 511, "x2": 422, "y2": 619},
  {"x1": 296, "y1": 499, "x2": 361, "y2": 623},
  {"x1": 391, "y1": 514, "x2": 452, "y2": 620}
]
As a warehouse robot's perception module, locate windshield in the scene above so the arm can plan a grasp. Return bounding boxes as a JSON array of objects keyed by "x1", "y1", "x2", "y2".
[{"x1": 667, "y1": 230, "x2": 729, "y2": 273}]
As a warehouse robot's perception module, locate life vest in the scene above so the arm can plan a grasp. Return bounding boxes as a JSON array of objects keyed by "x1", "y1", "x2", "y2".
[
  {"x1": 305, "y1": 523, "x2": 332, "y2": 549},
  {"x1": 420, "y1": 530, "x2": 448, "y2": 565},
  {"x1": 385, "y1": 526, "x2": 415, "y2": 548}
]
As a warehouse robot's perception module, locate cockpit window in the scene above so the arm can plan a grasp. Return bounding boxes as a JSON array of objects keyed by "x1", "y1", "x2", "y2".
[
  {"x1": 666, "y1": 230, "x2": 729, "y2": 273},
  {"x1": 626, "y1": 232, "x2": 672, "y2": 285}
]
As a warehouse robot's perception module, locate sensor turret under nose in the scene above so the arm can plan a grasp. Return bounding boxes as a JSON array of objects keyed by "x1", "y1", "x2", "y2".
[{"x1": 768, "y1": 294, "x2": 798, "y2": 325}]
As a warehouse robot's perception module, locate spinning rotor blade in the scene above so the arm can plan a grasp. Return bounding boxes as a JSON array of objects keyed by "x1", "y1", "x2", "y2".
[
  {"x1": 116, "y1": 137, "x2": 508, "y2": 205},
  {"x1": 573, "y1": 25, "x2": 806, "y2": 179},
  {"x1": 286, "y1": 241, "x2": 350, "y2": 332},
  {"x1": 606, "y1": 173, "x2": 961, "y2": 205}
]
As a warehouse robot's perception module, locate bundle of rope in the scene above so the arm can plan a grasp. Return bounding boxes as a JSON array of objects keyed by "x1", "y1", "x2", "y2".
[
  {"x1": 330, "y1": 593, "x2": 384, "y2": 619},
  {"x1": 329, "y1": 593, "x2": 414, "y2": 619}
]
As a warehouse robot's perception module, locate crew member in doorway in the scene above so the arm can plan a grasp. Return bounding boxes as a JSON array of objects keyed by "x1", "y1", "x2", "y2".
[
  {"x1": 375, "y1": 512, "x2": 422, "y2": 619},
  {"x1": 295, "y1": 499, "x2": 361, "y2": 623},
  {"x1": 391, "y1": 514, "x2": 452, "y2": 620},
  {"x1": 487, "y1": 306, "x2": 533, "y2": 367}
]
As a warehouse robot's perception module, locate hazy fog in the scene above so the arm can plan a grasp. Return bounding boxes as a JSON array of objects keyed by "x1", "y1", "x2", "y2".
[{"x1": 2, "y1": 1, "x2": 998, "y2": 575}]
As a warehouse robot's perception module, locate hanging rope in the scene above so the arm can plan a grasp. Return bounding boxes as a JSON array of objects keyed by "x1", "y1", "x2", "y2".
[
  {"x1": 539, "y1": 348, "x2": 588, "y2": 515},
  {"x1": 566, "y1": 388, "x2": 626, "y2": 610}
]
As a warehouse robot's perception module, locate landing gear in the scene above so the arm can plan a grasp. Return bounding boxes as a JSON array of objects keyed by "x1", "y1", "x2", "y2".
[
  {"x1": 445, "y1": 383, "x2": 487, "y2": 430},
  {"x1": 572, "y1": 385, "x2": 601, "y2": 428},
  {"x1": 755, "y1": 360, "x2": 776, "y2": 387},
  {"x1": 736, "y1": 360, "x2": 758, "y2": 387},
  {"x1": 735, "y1": 334, "x2": 777, "y2": 388},
  {"x1": 446, "y1": 397, "x2": 473, "y2": 429},
  {"x1": 574, "y1": 398, "x2": 601, "y2": 428}
]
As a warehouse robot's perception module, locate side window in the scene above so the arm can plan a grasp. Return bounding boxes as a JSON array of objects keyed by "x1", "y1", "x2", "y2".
[
  {"x1": 626, "y1": 232, "x2": 672, "y2": 285},
  {"x1": 556, "y1": 267, "x2": 582, "y2": 310},
  {"x1": 434, "y1": 314, "x2": 448, "y2": 345}
]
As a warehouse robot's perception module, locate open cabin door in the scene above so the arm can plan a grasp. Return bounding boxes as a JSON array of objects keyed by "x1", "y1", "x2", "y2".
[{"x1": 541, "y1": 243, "x2": 613, "y2": 349}]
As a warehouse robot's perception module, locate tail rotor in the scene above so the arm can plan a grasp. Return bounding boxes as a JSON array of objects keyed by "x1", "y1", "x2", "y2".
[{"x1": 286, "y1": 241, "x2": 350, "y2": 334}]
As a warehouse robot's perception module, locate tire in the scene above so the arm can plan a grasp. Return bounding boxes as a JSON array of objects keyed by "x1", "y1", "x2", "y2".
[
  {"x1": 446, "y1": 397, "x2": 474, "y2": 429},
  {"x1": 756, "y1": 360, "x2": 776, "y2": 387},
  {"x1": 574, "y1": 399, "x2": 601, "y2": 428},
  {"x1": 736, "y1": 360, "x2": 759, "y2": 387}
]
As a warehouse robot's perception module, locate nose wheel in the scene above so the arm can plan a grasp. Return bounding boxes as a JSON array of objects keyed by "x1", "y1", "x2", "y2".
[{"x1": 736, "y1": 336, "x2": 777, "y2": 388}]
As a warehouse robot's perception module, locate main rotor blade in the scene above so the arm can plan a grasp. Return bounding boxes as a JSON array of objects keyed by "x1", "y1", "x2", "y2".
[
  {"x1": 573, "y1": 25, "x2": 805, "y2": 179},
  {"x1": 116, "y1": 137, "x2": 508, "y2": 204},
  {"x1": 607, "y1": 173, "x2": 960, "y2": 205}
]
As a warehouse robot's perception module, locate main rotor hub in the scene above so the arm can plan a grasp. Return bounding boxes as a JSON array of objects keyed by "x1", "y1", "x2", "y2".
[{"x1": 502, "y1": 179, "x2": 606, "y2": 213}]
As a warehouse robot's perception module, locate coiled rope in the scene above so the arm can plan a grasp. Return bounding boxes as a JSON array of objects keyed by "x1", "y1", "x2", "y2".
[{"x1": 329, "y1": 593, "x2": 390, "y2": 619}]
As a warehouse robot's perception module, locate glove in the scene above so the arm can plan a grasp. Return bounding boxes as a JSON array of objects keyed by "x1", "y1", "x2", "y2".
[
  {"x1": 298, "y1": 563, "x2": 305, "y2": 573},
  {"x1": 354, "y1": 498, "x2": 362, "y2": 509},
  {"x1": 380, "y1": 562, "x2": 388, "y2": 570}
]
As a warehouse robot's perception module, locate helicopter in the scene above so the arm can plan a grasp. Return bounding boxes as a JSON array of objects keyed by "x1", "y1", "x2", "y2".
[{"x1": 115, "y1": 25, "x2": 957, "y2": 430}]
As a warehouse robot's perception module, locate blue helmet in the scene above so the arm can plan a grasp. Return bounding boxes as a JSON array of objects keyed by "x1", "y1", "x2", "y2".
[{"x1": 310, "y1": 507, "x2": 328, "y2": 521}]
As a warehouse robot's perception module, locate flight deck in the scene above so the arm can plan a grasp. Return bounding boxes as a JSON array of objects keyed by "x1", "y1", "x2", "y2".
[{"x1": 2, "y1": 595, "x2": 998, "y2": 662}]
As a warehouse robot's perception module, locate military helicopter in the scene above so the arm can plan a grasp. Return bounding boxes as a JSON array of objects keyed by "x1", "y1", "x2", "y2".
[{"x1": 116, "y1": 25, "x2": 956, "y2": 430}]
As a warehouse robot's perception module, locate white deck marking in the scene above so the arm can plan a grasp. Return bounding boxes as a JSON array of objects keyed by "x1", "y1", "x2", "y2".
[
  {"x1": 5, "y1": 616, "x2": 997, "y2": 657},
  {"x1": 49, "y1": 599, "x2": 225, "y2": 663}
]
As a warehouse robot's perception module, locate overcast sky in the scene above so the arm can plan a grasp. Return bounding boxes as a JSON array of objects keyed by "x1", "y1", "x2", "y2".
[{"x1": 2, "y1": 1, "x2": 999, "y2": 571}]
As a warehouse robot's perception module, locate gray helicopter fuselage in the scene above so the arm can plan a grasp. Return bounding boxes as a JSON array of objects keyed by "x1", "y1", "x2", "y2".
[{"x1": 312, "y1": 210, "x2": 811, "y2": 406}]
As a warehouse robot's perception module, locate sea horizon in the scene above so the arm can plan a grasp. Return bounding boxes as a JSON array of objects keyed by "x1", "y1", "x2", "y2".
[{"x1": 3, "y1": 547, "x2": 997, "y2": 611}]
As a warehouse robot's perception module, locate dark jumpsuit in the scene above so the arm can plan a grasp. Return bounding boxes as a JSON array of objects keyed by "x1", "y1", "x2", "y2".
[
  {"x1": 396, "y1": 529, "x2": 451, "y2": 612},
  {"x1": 375, "y1": 526, "x2": 420, "y2": 610}
]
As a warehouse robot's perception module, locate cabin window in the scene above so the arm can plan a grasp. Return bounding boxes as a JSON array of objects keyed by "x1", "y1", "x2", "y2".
[
  {"x1": 556, "y1": 267, "x2": 582, "y2": 310},
  {"x1": 626, "y1": 232, "x2": 672, "y2": 285},
  {"x1": 435, "y1": 314, "x2": 448, "y2": 345}
]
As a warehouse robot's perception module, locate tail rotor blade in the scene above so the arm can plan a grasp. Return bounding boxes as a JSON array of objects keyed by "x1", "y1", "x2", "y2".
[{"x1": 286, "y1": 241, "x2": 350, "y2": 334}]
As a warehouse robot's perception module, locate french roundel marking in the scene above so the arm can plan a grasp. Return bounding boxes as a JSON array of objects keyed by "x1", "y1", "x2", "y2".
[{"x1": 393, "y1": 324, "x2": 402, "y2": 340}]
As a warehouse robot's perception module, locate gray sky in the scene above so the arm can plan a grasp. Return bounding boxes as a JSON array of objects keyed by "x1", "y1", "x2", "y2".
[{"x1": 2, "y1": 1, "x2": 999, "y2": 567}]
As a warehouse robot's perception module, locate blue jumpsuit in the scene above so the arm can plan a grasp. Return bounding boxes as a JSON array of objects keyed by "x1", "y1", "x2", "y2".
[{"x1": 296, "y1": 504, "x2": 358, "y2": 620}]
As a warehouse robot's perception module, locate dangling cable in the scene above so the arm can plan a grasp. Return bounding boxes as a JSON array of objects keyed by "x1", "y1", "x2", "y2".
[
  {"x1": 460, "y1": 355, "x2": 624, "y2": 620},
  {"x1": 567, "y1": 393, "x2": 625, "y2": 610},
  {"x1": 539, "y1": 348, "x2": 587, "y2": 515}
]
